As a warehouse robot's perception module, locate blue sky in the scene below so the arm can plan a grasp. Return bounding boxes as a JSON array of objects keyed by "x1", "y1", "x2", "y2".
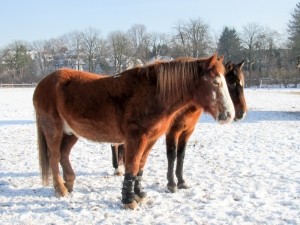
[{"x1": 0, "y1": 0, "x2": 299, "y2": 46}]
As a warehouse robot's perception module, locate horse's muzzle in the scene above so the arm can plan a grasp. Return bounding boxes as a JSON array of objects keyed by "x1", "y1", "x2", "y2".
[
  {"x1": 234, "y1": 110, "x2": 246, "y2": 121},
  {"x1": 217, "y1": 111, "x2": 234, "y2": 124}
]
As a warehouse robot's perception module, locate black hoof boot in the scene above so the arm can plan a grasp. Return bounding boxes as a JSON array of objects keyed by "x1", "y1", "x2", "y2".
[
  {"x1": 122, "y1": 173, "x2": 138, "y2": 209},
  {"x1": 134, "y1": 170, "x2": 147, "y2": 203}
]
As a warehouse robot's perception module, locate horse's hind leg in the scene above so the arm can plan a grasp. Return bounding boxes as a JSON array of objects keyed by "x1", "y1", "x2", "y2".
[
  {"x1": 111, "y1": 144, "x2": 119, "y2": 171},
  {"x1": 117, "y1": 144, "x2": 125, "y2": 175},
  {"x1": 60, "y1": 134, "x2": 78, "y2": 192},
  {"x1": 42, "y1": 121, "x2": 68, "y2": 197},
  {"x1": 111, "y1": 144, "x2": 124, "y2": 176},
  {"x1": 118, "y1": 145, "x2": 125, "y2": 167},
  {"x1": 166, "y1": 134, "x2": 178, "y2": 193}
]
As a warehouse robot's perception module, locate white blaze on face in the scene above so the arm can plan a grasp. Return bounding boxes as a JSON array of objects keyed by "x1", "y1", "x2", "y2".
[
  {"x1": 218, "y1": 74, "x2": 235, "y2": 124},
  {"x1": 212, "y1": 91, "x2": 216, "y2": 100}
]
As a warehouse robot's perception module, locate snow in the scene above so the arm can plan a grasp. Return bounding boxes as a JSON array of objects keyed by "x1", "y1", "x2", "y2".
[{"x1": 0, "y1": 87, "x2": 299, "y2": 225}]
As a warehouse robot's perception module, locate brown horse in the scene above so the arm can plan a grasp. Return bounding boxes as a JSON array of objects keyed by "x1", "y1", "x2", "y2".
[
  {"x1": 111, "y1": 60, "x2": 247, "y2": 193},
  {"x1": 33, "y1": 54, "x2": 235, "y2": 209}
]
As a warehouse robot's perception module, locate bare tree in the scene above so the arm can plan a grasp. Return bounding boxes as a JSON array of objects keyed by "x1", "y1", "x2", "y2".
[
  {"x1": 43, "y1": 37, "x2": 69, "y2": 70},
  {"x1": 149, "y1": 32, "x2": 171, "y2": 59},
  {"x1": 63, "y1": 31, "x2": 84, "y2": 70},
  {"x1": 172, "y1": 18, "x2": 212, "y2": 58},
  {"x1": 31, "y1": 40, "x2": 50, "y2": 77},
  {"x1": 108, "y1": 31, "x2": 132, "y2": 73},
  {"x1": 240, "y1": 22, "x2": 265, "y2": 80},
  {"x1": 82, "y1": 27, "x2": 103, "y2": 73},
  {"x1": 127, "y1": 24, "x2": 150, "y2": 64},
  {"x1": 172, "y1": 20, "x2": 189, "y2": 57},
  {"x1": 187, "y1": 18, "x2": 212, "y2": 57}
]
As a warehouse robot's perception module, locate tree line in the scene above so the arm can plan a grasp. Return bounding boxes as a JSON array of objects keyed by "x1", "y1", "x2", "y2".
[{"x1": 1, "y1": 3, "x2": 300, "y2": 87}]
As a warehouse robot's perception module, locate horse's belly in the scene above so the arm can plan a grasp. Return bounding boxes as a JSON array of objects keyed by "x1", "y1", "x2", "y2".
[{"x1": 63, "y1": 119, "x2": 124, "y2": 143}]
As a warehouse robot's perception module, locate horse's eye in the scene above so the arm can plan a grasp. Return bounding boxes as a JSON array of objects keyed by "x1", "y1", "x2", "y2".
[{"x1": 228, "y1": 82, "x2": 237, "y2": 88}]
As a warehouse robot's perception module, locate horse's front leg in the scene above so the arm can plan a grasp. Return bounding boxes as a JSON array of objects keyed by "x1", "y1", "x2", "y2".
[
  {"x1": 122, "y1": 135, "x2": 147, "y2": 209},
  {"x1": 134, "y1": 139, "x2": 156, "y2": 203},
  {"x1": 176, "y1": 131, "x2": 193, "y2": 189},
  {"x1": 166, "y1": 134, "x2": 178, "y2": 193}
]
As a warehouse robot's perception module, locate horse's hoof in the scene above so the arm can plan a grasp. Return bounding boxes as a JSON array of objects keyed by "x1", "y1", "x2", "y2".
[
  {"x1": 55, "y1": 188, "x2": 69, "y2": 197},
  {"x1": 177, "y1": 183, "x2": 190, "y2": 189},
  {"x1": 64, "y1": 182, "x2": 74, "y2": 193},
  {"x1": 134, "y1": 195, "x2": 147, "y2": 204},
  {"x1": 114, "y1": 168, "x2": 124, "y2": 176},
  {"x1": 167, "y1": 185, "x2": 177, "y2": 193},
  {"x1": 54, "y1": 183, "x2": 69, "y2": 197},
  {"x1": 123, "y1": 200, "x2": 138, "y2": 210}
]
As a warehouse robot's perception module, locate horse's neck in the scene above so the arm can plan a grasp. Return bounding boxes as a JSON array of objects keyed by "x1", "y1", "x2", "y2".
[
  {"x1": 164, "y1": 95, "x2": 195, "y2": 116},
  {"x1": 95, "y1": 72, "x2": 195, "y2": 116}
]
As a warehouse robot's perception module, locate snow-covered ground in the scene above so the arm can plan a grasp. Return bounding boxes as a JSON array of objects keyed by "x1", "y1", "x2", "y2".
[{"x1": 0, "y1": 87, "x2": 299, "y2": 225}]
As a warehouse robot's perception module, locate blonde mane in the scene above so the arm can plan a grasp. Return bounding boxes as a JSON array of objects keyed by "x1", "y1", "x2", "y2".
[
  {"x1": 138, "y1": 57, "x2": 216, "y2": 104},
  {"x1": 156, "y1": 58, "x2": 200, "y2": 104},
  {"x1": 130, "y1": 55, "x2": 223, "y2": 104}
]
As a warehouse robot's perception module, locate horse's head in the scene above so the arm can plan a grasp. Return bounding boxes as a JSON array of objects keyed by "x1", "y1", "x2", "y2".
[
  {"x1": 194, "y1": 54, "x2": 235, "y2": 124},
  {"x1": 225, "y1": 61, "x2": 247, "y2": 121}
]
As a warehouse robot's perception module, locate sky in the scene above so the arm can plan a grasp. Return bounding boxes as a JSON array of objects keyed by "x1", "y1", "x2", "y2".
[{"x1": 0, "y1": 0, "x2": 299, "y2": 47}]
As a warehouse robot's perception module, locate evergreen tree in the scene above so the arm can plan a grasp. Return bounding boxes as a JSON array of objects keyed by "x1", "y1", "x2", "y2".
[
  {"x1": 288, "y1": 2, "x2": 300, "y2": 57},
  {"x1": 2, "y1": 41, "x2": 33, "y2": 81},
  {"x1": 217, "y1": 27, "x2": 242, "y2": 63}
]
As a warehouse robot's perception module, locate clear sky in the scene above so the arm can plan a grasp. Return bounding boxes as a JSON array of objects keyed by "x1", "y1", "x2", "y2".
[{"x1": 0, "y1": 0, "x2": 299, "y2": 47}]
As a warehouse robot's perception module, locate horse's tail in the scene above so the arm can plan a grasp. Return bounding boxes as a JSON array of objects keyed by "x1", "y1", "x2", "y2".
[{"x1": 35, "y1": 114, "x2": 50, "y2": 186}]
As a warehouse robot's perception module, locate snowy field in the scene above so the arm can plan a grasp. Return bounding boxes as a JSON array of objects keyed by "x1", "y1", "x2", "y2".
[{"x1": 0, "y1": 87, "x2": 299, "y2": 225}]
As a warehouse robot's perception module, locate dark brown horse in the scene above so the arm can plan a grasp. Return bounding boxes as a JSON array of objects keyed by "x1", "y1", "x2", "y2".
[
  {"x1": 111, "y1": 60, "x2": 247, "y2": 193},
  {"x1": 111, "y1": 143, "x2": 125, "y2": 175},
  {"x1": 33, "y1": 54, "x2": 235, "y2": 209}
]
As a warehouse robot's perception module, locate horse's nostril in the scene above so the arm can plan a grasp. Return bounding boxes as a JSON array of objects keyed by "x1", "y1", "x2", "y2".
[
  {"x1": 227, "y1": 111, "x2": 232, "y2": 118},
  {"x1": 218, "y1": 113, "x2": 226, "y2": 121},
  {"x1": 236, "y1": 110, "x2": 245, "y2": 119},
  {"x1": 218, "y1": 112, "x2": 231, "y2": 121}
]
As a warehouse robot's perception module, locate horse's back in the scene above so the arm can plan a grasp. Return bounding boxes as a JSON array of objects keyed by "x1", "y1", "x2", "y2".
[
  {"x1": 33, "y1": 68, "x2": 101, "y2": 107},
  {"x1": 33, "y1": 68, "x2": 127, "y2": 143}
]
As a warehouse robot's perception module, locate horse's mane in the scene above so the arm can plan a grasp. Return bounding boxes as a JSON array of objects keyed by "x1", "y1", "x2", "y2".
[{"x1": 140, "y1": 56, "x2": 222, "y2": 104}]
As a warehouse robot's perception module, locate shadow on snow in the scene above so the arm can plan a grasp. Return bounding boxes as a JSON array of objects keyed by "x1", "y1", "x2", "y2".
[
  {"x1": 0, "y1": 120, "x2": 34, "y2": 126},
  {"x1": 199, "y1": 110, "x2": 300, "y2": 123}
]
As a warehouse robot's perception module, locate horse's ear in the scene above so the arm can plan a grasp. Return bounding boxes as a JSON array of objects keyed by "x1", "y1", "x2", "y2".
[
  {"x1": 238, "y1": 60, "x2": 245, "y2": 69},
  {"x1": 218, "y1": 55, "x2": 224, "y2": 63},
  {"x1": 225, "y1": 61, "x2": 233, "y2": 72},
  {"x1": 207, "y1": 54, "x2": 218, "y2": 68}
]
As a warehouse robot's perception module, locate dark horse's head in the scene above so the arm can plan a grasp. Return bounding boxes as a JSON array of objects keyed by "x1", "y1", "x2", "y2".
[{"x1": 225, "y1": 61, "x2": 247, "y2": 121}]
